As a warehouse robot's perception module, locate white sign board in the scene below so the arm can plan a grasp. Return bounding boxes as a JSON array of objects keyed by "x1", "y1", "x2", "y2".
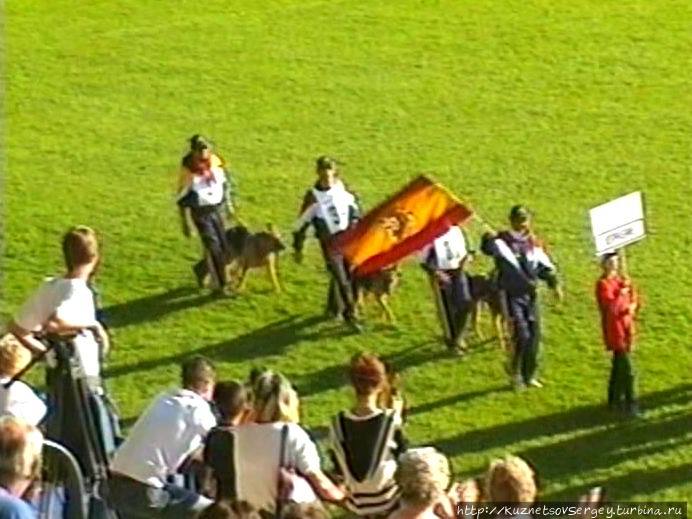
[{"x1": 589, "y1": 191, "x2": 646, "y2": 255}]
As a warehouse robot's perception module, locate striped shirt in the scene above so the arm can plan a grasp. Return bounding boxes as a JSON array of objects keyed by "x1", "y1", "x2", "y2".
[{"x1": 330, "y1": 409, "x2": 405, "y2": 516}]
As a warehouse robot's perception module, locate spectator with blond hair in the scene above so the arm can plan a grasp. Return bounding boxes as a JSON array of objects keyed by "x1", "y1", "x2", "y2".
[
  {"x1": 0, "y1": 335, "x2": 47, "y2": 427},
  {"x1": 329, "y1": 353, "x2": 406, "y2": 516},
  {"x1": 484, "y1": 455, "x2": 537, "y2": 506},
  {"x1": 206, "y1": 370, "x2": 344, "y2": 516},
  {"x1": 389, "y1": 448, "x2": 452, "y2": 519},
  {"x1": 0, "y1": 416, "x2": 44, "y2": 518}
]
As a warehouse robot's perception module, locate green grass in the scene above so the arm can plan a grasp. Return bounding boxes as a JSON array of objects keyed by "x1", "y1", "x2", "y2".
[{"x1": 3, "y1": 0, "x2": 691, "y2": 502}]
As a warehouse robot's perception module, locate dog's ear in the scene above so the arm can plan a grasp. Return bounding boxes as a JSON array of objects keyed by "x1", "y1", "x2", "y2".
[{"x1": 266, "y1": 223, "x2": 280, "y2": 236}]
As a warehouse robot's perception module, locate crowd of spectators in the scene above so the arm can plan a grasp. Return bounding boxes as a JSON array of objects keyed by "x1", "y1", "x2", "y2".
[{"x1": 0, "y1": 340, "x2": 551, "y2": 519}]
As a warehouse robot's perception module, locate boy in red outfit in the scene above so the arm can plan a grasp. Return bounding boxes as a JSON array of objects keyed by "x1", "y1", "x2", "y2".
[{"x1": 596, "y1": 252, "x2": 640, "y2": 416}]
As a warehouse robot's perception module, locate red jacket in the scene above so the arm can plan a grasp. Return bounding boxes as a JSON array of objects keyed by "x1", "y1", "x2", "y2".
[{"x1": 596, "y1": 275, "x2": 639, "y2": 352}]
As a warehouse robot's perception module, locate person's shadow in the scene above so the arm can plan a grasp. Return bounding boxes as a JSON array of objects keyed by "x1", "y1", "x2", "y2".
[
  {"x1": 101, "y1": 287, "x2": 215, "y2": 329},
  {"x1": 104, "y1": 313, "x2": 336, "y2": 379}
]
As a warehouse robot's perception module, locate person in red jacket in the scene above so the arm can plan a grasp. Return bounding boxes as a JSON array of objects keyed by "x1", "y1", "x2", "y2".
[{"x1": 595, "y1": 252, "x2": 640, "y2": 416}]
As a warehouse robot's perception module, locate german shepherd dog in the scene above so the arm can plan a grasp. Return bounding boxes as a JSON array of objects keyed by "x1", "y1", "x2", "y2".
[
  {"x1": 354, "y1": 265, "x2": 401, "y2": 324},
  {"x1": 194, "y1": 224, "x2": 286, "y2": 292},
  {"x1": 468, "y1": 272, "x2": 510, "y2": 352}
]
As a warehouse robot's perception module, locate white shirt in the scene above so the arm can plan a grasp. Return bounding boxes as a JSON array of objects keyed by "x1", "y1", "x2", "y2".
[
  {"x1": 0, "y1": 377, "x2": 47, "y2": 426},
  {"x1": 178, "y1": 167, "x2": 227, "y2": 207},
  {"x1": 110, "y1": 388, "x2": 216, "y2": 487},
  {"x1": 295, "y1": 181, "x2": 358, "y2": 235},
  {"x1": 14, "y1": 278, "x2": 101, "y2": 378},
  {"x1": 232, "y1": 422, "x2": 322, "y2": 513},
  {"x1": 419, "y1": 226, "x2": 468, "y2": 270}
]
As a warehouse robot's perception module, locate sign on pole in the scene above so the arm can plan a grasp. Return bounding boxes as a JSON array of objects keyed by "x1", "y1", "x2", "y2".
[{"x1": 589, "y1": 191, "x2": 646, "y2": 256}]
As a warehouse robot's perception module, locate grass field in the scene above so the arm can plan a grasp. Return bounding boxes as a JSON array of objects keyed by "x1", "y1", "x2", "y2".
[{"x1": 3, "y1": 0, "x2": 691, "y2": 503}]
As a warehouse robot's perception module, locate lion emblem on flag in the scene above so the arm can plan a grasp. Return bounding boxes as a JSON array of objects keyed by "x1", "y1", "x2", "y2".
[{"x1": 379, "y1": 209, "x2": 416, "y2": 242}]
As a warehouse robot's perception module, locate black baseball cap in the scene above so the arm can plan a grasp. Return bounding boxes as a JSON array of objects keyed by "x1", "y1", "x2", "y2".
[
  {"x1": 509, "y1": 205, "x2": 531, "y2": 222},
  {"x1": 189, "y1": 134, "x2": 210, "y2": 152},
  {"x1": 316, "y1": 155, "x2": 338, "y2": 171}
]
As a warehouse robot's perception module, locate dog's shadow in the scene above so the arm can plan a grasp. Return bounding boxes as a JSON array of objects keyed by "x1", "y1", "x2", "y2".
[{"x1": 105, "y1": 313, "x2": 347, "y2": 379}]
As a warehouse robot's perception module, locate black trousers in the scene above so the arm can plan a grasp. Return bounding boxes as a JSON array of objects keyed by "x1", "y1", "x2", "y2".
[
  {"x1": 191, "y1": 207, "x2": 229, "y2": 289},
  {"x1": 324, "y1": 251, "x2": 357, "y2": 322},
  {"x1": 432, "y1": 269, "x2": 472, "y2": 348},
  {"x1": 505, "y1": 293, "x2": 541, "y2": 383},
  {"x1": 608, "y1": 351, "x2": 636, "y2": 408}
]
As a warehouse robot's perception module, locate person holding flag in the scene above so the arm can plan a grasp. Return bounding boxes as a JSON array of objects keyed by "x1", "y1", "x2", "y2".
[
  {"x1": 419, "y1": 225, "x2": 474, "y2": 355},
  {"x1": 176, "y1": 135, "x2": 234, "y2": 294},
  {"x1": 293, "y1": 156, "x2": 362, "y2": 332},
  {"x1": 481, "y1": 205, "x2": 562, "y2": 390},
  {"x1": 596, "y1": 252, "x2": 640, "y2": 416}
]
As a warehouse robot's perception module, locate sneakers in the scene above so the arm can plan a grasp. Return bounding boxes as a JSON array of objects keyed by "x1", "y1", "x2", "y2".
[{"x1": 528, "y1": 378, "x2": 544, "y2": 388}]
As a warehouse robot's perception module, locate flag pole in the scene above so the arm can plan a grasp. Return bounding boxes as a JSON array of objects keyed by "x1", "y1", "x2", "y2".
[{"x1": 470, "y1": 212, "x2": 498, "y2": 234}]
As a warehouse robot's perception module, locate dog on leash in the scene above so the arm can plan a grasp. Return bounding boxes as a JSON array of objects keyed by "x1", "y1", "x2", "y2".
[
  {"x1": 354, "y1": 265, "x2": 401, "y2": 324},
  {"x1": 468, "y1": 272, "x2": 510, "y2": 352},
  {"x1": 193, "y1": 224, "x2": 285, "y2": 292}
]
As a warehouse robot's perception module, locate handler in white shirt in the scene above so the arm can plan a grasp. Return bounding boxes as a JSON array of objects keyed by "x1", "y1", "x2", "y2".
[
  {"x1": 419, "y1": 225, "x2": 474, "y2": 354},
  {"x1": 109, "y1": 356, "x2": 217, "y2": 518},
  {"x1": 8, "y1": 226, "x2": 109, "y2": 389},
  {"x1": 0, "y1": 334, "x2": 47, "y2": 426}
]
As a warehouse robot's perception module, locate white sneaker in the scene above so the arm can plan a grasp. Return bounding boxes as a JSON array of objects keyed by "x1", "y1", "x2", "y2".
[{"x1": 528, "y1": 379, "x2": 544, "y2": 388}]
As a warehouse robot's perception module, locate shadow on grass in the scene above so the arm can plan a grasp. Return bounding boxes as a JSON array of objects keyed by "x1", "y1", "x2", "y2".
[
  {"x1": 103, "y1": 286, "x2": 215, "y2": 329},
  {"x1": 432, "y1": 384, "x2": 692, "y2": 498},
  {"x1": 526, "y1": 408, "x2": 692, "y2": 499},
  {"x1": 555, "y1": 462, "x2": 692, "y2": 501},
  {"x1": 105, "y1": 313, "x2": 332, "y2": 379},
  {"x1": 294, "y1": 340, "x2": 447, "y2": 398},
  {"x1": 433, "y1": 384, "x2": 692, "y2": 457}
]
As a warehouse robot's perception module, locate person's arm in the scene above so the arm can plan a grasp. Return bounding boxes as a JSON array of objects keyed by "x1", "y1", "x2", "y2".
[
  {"x1": 292, "y1": 425, "x2": 346, "y2": 504},
  {"x1": 7, "y1": 321, "x2": 47, "y2": 355},
  {"x1": 178, "y1": 207, "x2": 194, "y2": 238},
  {"x1": 176, "y1": 167, "x2": 195, "y2": 237},
  {"x1": 533, "y1": 246, "x2": 563, "y2": 301},
  {"x1": 293, "y1": 192, "x2": 318, "y2": 262},
  {"x1": 480, "y1": 232, "x2": 500, "y2": 257},
  {"x1": 305, "y1": 470, "x2": 346, "y2": 504}
]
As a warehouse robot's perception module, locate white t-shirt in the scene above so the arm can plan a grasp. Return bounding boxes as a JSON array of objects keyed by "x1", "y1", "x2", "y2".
[
  {"x1": 0, "y1": 377, "x2": 47, "y2": 426},
  {"x1": 14, "y1": 278, "x2": 101, "y2": 378},
  {"x1": 110, "y1": 388, "x2": 217, "y2": 487},
  {"x1": 232, "y1": 422, "x2": 322, "y2": 513}
]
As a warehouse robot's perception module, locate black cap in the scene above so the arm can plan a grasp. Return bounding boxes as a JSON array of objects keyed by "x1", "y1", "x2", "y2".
[
  {"x1": 189, "y1": 134, "x2": 210, "y2": 152},
  {"x1": 316, "y1": 155, "x2": 338, "y2": 172},
  {"x1": 509, "y1": 205, "x2": 531, "y2": 222},
  {"x1": 600, "y1": 251, "x2": 618, "y2": 265}
]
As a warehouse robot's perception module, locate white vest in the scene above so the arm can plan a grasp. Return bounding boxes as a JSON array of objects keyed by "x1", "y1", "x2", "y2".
[
  {"x1": 312, "y1": 182, "x2": 356, "y2": 235},
  {"x1": 432, "y1": 226, "x2": 467, "y2": 270},
  {"x1": 189, "y1": 167, "x2": 226, "y2": 207}
]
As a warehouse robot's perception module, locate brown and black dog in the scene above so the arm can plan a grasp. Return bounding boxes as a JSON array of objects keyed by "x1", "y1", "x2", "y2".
[
  {"x1": 194, "y1": 224, "x2": 285, "y2": 292},
  {"x1": 354, "y1": 265, "x2": 402, "y2": 324},
  {"x1": 468, "y1": 272, "x2": 510, "y2": 352}
]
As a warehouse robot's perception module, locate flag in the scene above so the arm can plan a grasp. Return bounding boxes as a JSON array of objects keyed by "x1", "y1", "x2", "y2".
[{"x1": 332, "y1": 175, "x2": 473, "y2": 277}]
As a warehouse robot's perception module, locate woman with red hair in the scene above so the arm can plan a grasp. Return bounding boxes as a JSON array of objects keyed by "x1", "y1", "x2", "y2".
[{"x1": 329, "y1": 353, "x2": 407, "y2": 517}]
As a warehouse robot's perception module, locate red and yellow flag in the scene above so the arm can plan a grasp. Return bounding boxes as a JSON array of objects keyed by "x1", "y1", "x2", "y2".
[{"x1": 332, "y1": 175, "x2": 473, "y2": 277}]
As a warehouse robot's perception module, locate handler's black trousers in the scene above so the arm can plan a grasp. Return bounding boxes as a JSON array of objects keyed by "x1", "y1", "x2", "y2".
[
  {"x1": 433, "y1": 269, "x2": 472, "y2": 348},
  {"x1": 505, "y1": 293, "x2": 541, "y2": 383},
  {"x1": 191, "y1": 207, "x2": 229, "y2": 289},
  {"x1": 324, "y1": 251, "x2": 357, "y2": 322},
  {"x1": 608, "y1": 351, "x2": 636, "y2": 409}
]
